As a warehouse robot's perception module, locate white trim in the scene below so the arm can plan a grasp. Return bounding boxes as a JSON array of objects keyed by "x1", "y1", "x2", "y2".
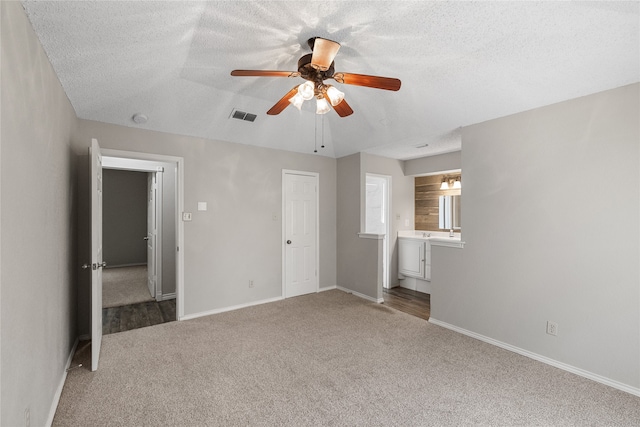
[
  {"x1": 318, "y1": 285, "x2": 337, "y2": 292},
  {"x1": 429, "y1": 238, "x2": 465, "y2": 248},
  {"x1": 357, "y1": 232, "x2": 384, "y2": 240},
  {"x1": 336, "y1": 286, "x2": 384, "y2": 304},
  {"x1": 154, "y1": 170, "x2": 164, "y2": 302},
  {"x1": 181, "y1": 296, "x2": 284, "y2": 321},
  {"x1": 281, "y1": 170, "x2": 320, "y2": 299},
  {"x1": 46, "y1": 338, "x2": 79, "y2": 427},
  {"x1": 160, "y1": 292, "x2": 176, "y2": 301},
  {"x1": 428, "y1": 318, "x2": 640, "y2": 398},
  {"x1": 100, "y1": 149, "x2": 185, "y2": 321},
  {"x1": 176, "y1": 159, "x2": 185, "y2": 320}
]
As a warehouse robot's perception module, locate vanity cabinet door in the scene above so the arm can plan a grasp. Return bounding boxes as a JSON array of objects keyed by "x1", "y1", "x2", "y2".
[{"x1": 398, "y1": 238, "x2": 425, "y2": 278}]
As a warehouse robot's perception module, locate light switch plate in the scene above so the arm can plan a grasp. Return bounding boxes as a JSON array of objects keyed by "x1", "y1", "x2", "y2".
[
  {"x1": 197, "y1": 202, "x2": 207, "y2": 211},
  {"x1": 182, "y1": 212, "x2": 192, "y2": 221}
]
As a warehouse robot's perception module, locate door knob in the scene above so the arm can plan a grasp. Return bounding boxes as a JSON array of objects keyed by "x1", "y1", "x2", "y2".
[
  {"x1": 286, "y1": 240, "x2": 292, "y2": 244},
  {"x1": 143, "y1": 237, "x2": 149, "y2": 240},
  {"x1": 99, "y1": 261, "x2": 107, "y2": 268},
  {"x1": 81, "y1": 263, "x2": 91, "y2": 269}
]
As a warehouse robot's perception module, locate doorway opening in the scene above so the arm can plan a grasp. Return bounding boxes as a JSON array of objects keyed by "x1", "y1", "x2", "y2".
[
  {"x1": 365, "y1": 173, "x2": 390, "y2": 289},
  {"x1": 100, "y1": 151, "x2": 183, "y2": 334}
]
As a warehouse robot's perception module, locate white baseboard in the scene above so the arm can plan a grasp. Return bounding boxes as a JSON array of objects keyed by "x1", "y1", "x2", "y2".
[
  {"x1": 336, "y1": 286, "x2": 384, "y2": 304},
  {"x1": 180, "y1": 295, "x2": 284, "y2": 321},
  {"x1": 318, "y1": 285, "x2": 337, "y2": 292},
  {"x1": 428, "y1": 318, "x2": 640, "y2": 398},
  {"x1": 46, "y1": 337, "x2": 79, "y2": 427}
]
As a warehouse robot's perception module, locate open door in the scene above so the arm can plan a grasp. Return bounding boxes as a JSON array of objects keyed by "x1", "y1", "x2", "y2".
[
  {"x1": 90, "y1": 138, "x2": 104, "y2": 371},
  {"x1": 146, "y1": 174, "x2": 156, "y2": 298}
]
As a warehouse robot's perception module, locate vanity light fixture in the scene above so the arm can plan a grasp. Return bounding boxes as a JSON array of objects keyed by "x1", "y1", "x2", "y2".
[
  {"x1": 440, "y1": 178, "x2": 449, "y2": 190},
  {"x1": 453, "y1": 176, "x2": 461, "y2": 189}
]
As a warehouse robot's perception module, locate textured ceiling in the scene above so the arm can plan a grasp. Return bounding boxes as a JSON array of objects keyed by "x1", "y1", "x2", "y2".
[{"x1": 21, "y1": 1, "x2": 639, "y2": 160}]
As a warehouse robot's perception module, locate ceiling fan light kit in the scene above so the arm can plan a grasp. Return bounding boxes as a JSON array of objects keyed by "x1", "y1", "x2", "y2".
[
  {"x1": 326, "y1": 86, "x2": 345, "y2": 106},
  {"x1": 231, "y1": 36, "x2": 401, "y2": 118},
  {"x1": 316, "y1": 97, "x2": 331, "y2": 115}
]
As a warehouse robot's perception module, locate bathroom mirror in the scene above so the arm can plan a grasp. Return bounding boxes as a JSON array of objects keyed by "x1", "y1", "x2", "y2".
[{"x1": 439, "y1": 195, "x2": 461, "y2": 230}]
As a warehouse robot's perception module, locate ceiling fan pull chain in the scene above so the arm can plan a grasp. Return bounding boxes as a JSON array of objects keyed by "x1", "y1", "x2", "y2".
[
  {"x1": 321, "y1": 114, "x2": 325, "y2": 149},
  {"x1": 314, "y1": 114, "x2": 318, "y2": 153}
]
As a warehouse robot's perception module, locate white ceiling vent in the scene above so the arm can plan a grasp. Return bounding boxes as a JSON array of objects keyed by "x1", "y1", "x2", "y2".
[{"x1": 230, "y1": 109, "x2": 257, "y2": 123}]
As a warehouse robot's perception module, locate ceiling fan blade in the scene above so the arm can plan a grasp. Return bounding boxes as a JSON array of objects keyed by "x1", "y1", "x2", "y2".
[
  {"x1": 332, "y1": 72, "x2": 401, "y2": 91},
  {"x1": 310, "y1": 37, "x2": 341, "y2": 71},
  {"x1": 231, "y1": 70, "x2": 299, "y2": 78},
  {"x1": 267, "y1": 85, "x2": 300, "y2": 115},
  {"x1": 324, "y1": 93, "x2": 353, "y2": 117}
]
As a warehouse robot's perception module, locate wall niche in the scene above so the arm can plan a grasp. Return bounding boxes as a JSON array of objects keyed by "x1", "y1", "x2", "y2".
[{"x1": 415, "y1": 173, "x2": 461, "y2": 231}]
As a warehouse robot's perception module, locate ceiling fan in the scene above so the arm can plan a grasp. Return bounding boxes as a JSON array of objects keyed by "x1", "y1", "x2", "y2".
[{"x1": 230, "y1": 37, "x2": 401, "y2": 118}]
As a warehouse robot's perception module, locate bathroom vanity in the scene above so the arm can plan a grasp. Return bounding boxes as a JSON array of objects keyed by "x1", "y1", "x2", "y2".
[
  {"x1": 397, "y1": 231, "x2": 463, "y2": 293},
  {"x1": 398, "y1": 237, "x2": 431, "y2": 280}
]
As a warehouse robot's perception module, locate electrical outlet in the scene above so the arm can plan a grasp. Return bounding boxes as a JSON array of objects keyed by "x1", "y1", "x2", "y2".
[
  {"x1": 25, "y1": 407, "x2": 30, "y2": 427},
  {"x1": 546, "y1": 321, "x2": 558, "y2": 336},
  {"x1": 182, "y1": 212, "x2": 192, "y2": 221},
  {"x1": 249, "y1": 280, "x2": 254, "y2": 288}
]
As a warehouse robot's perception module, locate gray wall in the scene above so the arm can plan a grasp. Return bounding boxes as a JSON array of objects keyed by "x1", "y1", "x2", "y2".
[
  {"x1": 102, "y1": 169, "x2": 147, "y2": 267},
  {"x1": 1, "y1": 2, "x2": 78, "y2": 426},
  {"x1": 337, "y1": 153, "x2": 402, "y2": 300},
  {"x1": 73, "y1": 119, "x2": 337, "y2": 328},
  {"x1": 336, "y1": 154, "x2": 366, "y2": 295},
  {"x1": 360, "y1": 153, "x2": 414, "y2": 287},
  {"x1": 431, "y1": 84, "x2": 640, "y2": 390},
  {"x1": 404, "y1": 150, "x2": 461, "y2": 176}
]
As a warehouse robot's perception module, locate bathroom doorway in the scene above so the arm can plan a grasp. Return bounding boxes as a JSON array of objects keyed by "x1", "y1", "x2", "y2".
[{"x1": 365, "y1": 173, "x2": 391, "y2": 289}]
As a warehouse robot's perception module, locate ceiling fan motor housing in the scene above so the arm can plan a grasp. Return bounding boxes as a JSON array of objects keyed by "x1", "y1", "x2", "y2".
[{"x1": 298, "y1": 54, "x2": 335, "y2": 83}]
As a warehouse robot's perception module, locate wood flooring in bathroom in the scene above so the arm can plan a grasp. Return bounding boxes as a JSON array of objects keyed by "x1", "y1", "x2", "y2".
[{"x1": 383, "y1": 287, "x2": 430, "y2": 320}]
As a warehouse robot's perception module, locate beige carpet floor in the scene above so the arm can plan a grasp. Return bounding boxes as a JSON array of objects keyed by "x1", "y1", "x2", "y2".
[
  {"x1": 102, "y1": 265, "x2": 154, "y2": 308},
  {"x1": 55, "y1": 290, "x2": 639, "y2": 426}
]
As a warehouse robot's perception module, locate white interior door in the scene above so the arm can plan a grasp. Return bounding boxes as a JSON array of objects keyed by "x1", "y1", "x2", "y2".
[
  {"x1": 90, "y1": 138, "x2": 104, "y2": 371},
  {"x1": 146, "y1": 174, "x2": 156, "y2": 298},
  {"x1": 284, "y1": 172, "x2": 318, "y2": 298}
]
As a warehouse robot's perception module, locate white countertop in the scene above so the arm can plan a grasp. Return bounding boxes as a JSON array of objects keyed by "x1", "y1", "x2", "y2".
[{"x1": 397, "y1": 230, "x2": 464, "y2": 248}]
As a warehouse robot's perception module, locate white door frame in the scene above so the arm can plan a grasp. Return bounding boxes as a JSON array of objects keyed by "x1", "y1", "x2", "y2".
[
  {"x1": 281, "y1": 169, "x2": 320, "y2": 298},
  {"x1": 146, "y1": 171, "x2": 163, "y2": 300},
  {"x1": 365, "y1": 173, "x2": 392, "y2": 289},
  {"x1": 101, "y1": 149, "x2": 185, "y2": 320}
]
